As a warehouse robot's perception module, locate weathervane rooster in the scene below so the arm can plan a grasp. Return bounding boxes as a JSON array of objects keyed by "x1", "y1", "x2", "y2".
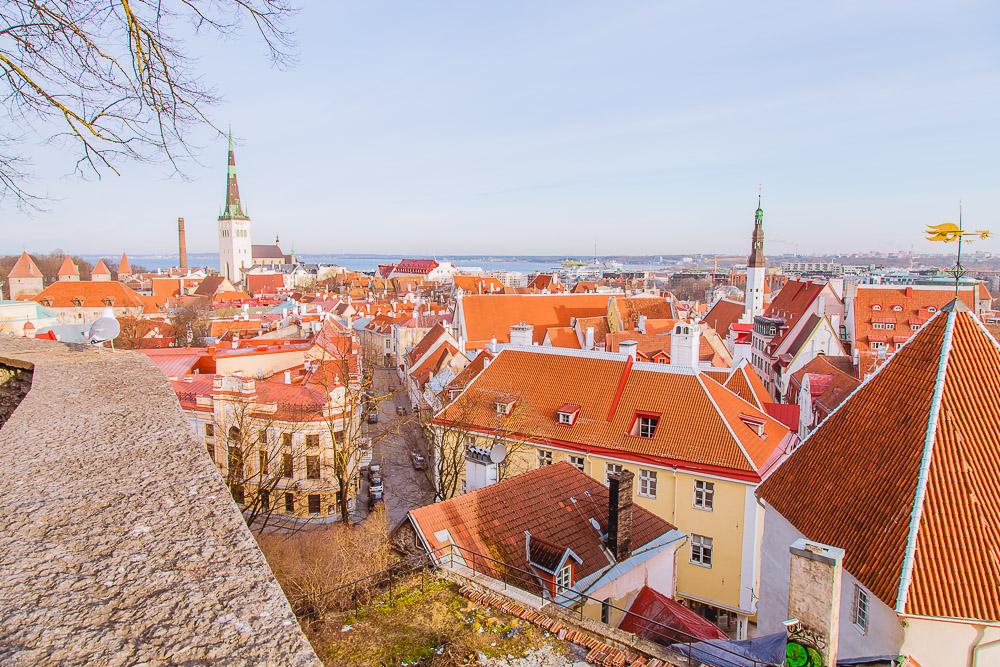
[{"x1": 925, "y1": 204, "x2": 991, "y2": 296}]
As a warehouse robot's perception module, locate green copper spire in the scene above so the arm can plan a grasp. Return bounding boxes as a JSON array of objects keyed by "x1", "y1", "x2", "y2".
[
  {"x1": 219, "y1": 127, "x2": 248, "y2": 220},
  {"x1": 749, "y1": 191, "x2": 765, "y2": 268}
]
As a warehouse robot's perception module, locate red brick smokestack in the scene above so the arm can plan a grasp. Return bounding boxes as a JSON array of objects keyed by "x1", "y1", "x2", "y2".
[
  {"x1": 177, "y1": 217, "x2": 188, "y2": 270},
  {"x1": 607, "y1": 469, "x2": 634, "y2": 561}
]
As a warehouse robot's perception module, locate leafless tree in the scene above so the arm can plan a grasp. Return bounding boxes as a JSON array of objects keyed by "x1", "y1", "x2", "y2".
[
  {"x1": 0, "y1": 1, "x2": 295, "y2": 206},
  {"x1": 171, "y1": 303, "x2": 211, "y2": 346}
]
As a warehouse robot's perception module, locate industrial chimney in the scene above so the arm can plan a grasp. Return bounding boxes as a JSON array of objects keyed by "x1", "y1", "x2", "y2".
[{"x1": 177, "y1": 217, "x2": 188, "y2": 270}]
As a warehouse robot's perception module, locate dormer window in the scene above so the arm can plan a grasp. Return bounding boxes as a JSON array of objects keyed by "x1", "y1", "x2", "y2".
[
  {"x1": 556, "y1": 403, "x2": 580, "y2": 426},
  {"x1": 495, "y1": 399, "x2": 515, "y2": 415},
  {"x1": 556, "y1": 563, "x2": 572, "y2": 595},
  {"x1": 102, "y1": 297, "x2": 115, "y2": 307},
  {"x1": 928, "y1": 306, "x2": 937, "y2": 313},
  {"x1": 71, "y1": 297, "x2": 84, "y2": 307},
  {"x1": 892, "y1": 305, "x2": 903, "y2": 312},
  {"x1": 631, "y1": 413, "x2": 659, "y2": 438},
  {"x1": 872, "y1": 304, "x2": 882, "y2": 311},
  {"x1": 739, "y1": 413, "x2": 767, "y2": 437}
]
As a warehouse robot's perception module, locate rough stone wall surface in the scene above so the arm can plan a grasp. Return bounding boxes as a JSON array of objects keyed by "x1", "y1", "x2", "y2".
[
  {"x1": 0, "y1": 339, "x2": 319, "y2": 666},
  {"x1": 0, "y1": 362, "x2": 32, "y2": 427}
]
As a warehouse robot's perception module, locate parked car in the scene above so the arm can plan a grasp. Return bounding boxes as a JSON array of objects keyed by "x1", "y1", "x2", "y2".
[
  {"x1": 396, "y1": 405, "x2": 406, "y2": 415},
  {"x1": 368, "y1": 464, "x2": 382, "y2": 479},
  {"x1": 368, "y1": 489, "x2": 383, "y2": 510},
  {"x1": 410, "y1": 451, "x2": 426, "y2": 470},
  {"x1": 367, "y1": 410, "x2": 378, "y2": 424}
]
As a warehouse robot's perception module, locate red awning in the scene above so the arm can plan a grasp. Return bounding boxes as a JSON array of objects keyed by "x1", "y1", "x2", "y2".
[{"x1": 619, "y1": 586, "x2": 728, "y2": 646}]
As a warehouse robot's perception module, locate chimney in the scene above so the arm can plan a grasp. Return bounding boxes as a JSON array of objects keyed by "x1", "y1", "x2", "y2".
[
  {"x1": 785, "y1": 539, "x2": 845, "y2": 667},
  {"x1": 585, "y1": 326, "x2": 595, "y2": 350},
  {"x1": 637, "y1": 314, "x2": 647, "y2": 334},
  {"x1": 177, "y1": 217, "x2": 188, "y2": 270},
  {"x1": 669, "y1": 322, "x2": 701, "y2": 369},
  {"x1": 509, "y1": 322, "x2": 534, "y2": 347},
  {"x1": 284, "y1": 371, "x2": 292, "y2": 384},
  {"x1": 607, "y1": 470, "x2": 634, "y2": 561},
  {"x1": 619, "y1": 340, "x2": 638, "y2": 360}
]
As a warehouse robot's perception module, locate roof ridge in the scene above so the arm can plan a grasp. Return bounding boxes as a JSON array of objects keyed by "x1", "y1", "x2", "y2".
[
  {"x1": 894, "y1": 307, "x2": 957, "y2": 613},
  {"x1": 696, "y1": 373, "x2": 758, "y2": 472}
]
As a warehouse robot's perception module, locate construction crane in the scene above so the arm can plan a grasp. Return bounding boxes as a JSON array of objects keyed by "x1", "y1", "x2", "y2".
[{"x1": 713, "y1": 256, "x2": 745, "y2": 274}]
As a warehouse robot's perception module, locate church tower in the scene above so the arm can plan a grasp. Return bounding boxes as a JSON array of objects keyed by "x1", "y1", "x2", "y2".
[
  {"x1": 743, "y1": 195, "x2": 766, "y2": 322},
  {"x1": 218, "y1": 130, "x2": 252, "y2": 283}
]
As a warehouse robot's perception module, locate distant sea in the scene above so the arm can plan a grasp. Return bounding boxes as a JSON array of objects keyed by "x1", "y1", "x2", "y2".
[{"x1": 80, "y1": 253, "x2": 664, "y2": 274}]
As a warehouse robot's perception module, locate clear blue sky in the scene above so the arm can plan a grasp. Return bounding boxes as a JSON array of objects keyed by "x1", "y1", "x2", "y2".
[{"x1": 5, "y1": 1, "x2": 999, "y2": 257}]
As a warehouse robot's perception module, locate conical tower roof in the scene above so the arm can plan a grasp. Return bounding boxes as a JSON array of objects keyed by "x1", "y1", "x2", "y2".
[
  {"x1": 758, "y1": 299, "x2": 1000, "y2": 621},
  {"x1": 219, "y1": 129, "x2": 248, "y2": 220},
  {"x1": 92, "y1": 259, "x2": 111, "y2": 276},
  {"x1": 118, "y1": 253, "x2": 132, "y2": 275},
  {"x1": 8, "y1": 251, "x2": 42, "y2": 279},
  {"x1": 57, "y1": 256, "x2": 79, "y2": 277}
]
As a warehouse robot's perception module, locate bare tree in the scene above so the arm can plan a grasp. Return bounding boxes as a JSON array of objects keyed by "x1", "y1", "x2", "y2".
[
  {"x1": 0, "y1": 1, "x2": 295, "y2": 206},
  {"x1": 171, "y1": 303, "x2": 211, "y2": 346}
]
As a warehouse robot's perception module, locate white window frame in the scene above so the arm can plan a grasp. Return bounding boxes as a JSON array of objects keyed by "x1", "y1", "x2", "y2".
[
  {"x1": 693, "y1": 480, "x2": 715, "y2": 510},
  {"x1": 557, "y1": 412, "x2": 573, "y2": 424},
  {"x1": 605, "y1": 463, "x2": 623, "y2": 485},
  {"x1": 690, "y1": 534, "x2": 713, "y2": 567},
  {"x1": 851, "y1": 583, "x2": 869, "y2": 634},
  {"x1": 537, "y1": 449, "x2": 553, "y2": 468},
  {"x1": 638, "y1": 469, "x2": 657, "y2": 498},
  {"x1": 636, "y1": 415, "x2": 658, "y2": 438},
  {"x1": 555, "y1": 564, "x2": 572, "y2": 595},
  {"x1": 569, "y1": 455, "x2": 585, "y2": 472}
]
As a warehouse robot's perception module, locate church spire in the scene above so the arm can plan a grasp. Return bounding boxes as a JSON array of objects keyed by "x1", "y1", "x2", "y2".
[
  {"x1": 220, "y1": 128, "x2": 248, "y2": 220},
  {"x1": 748, "y1": 191, "x2": 765, "y2": 268}
]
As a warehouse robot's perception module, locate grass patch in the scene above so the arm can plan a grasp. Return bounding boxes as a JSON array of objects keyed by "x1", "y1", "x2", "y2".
[{"x1": 307, "y1": 575, "x2": 567, "y2": 666}]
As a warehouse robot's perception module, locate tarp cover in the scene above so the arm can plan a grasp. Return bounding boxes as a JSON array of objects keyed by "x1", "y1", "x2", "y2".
[{"x1": 618, "y1": 586, "x2": 727, "y2": 646}]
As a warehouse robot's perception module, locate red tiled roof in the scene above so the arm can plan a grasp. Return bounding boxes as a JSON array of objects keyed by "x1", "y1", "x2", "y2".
[
  {"x1": 852, "y1": 284, "x2": 978, "y2": 356},
  {"x1": 33, "y1": 280, "x2": 145, "y2": 310},
  {"x1": 459, "y1": 294, "x2": 615, "y2": 350},
  {"x1": 758, "y1": 301, "x2": 1000, "y2": 621},
  {"x1": 8, "y1": 251, "x2": 42, "y2": 279},
  {"x1": 92, "y1": 259, "x2": 111, "y2": 276},
  {"x1": 453, "y1": 275, "x2": 506, "y2": 294},
  {"x1": 406, "y1": 322, "x2": 449, "y2": 367},
  {"x1": 701, "y1": 299, "x2": 744, "y2": 337},
  {"x1": 57, "y1": 256, "x2": 79, "y2": 277},
  {"x1": 118, "y1": 253, "x2": 132, "y2": 275},
  {"x1": 409, "y1": 462, "x2": 678, "y2": 596},
  {"x1": 246, "y1": 273, "x2": 285, "y2": 296},
  {"x1": 723, "y1": 362, "x2": 772, "y2": 410},
  {"x1": 545, "y1": 326, "x2": 581, "y2": 349},
  {"x1": 436, "y1": 347, "x2": 792, "y2": 477}
]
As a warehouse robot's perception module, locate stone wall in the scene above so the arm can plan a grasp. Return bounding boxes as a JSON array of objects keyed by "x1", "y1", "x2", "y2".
[
  {"x1": 0, "y1": 359, "x2": 32, "y2": 428},
  {"x1": 0, "y1": 339, "x2": 319, "y2": 666}
]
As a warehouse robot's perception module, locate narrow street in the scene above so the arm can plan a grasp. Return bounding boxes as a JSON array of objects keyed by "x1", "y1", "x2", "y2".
[{"x1": 363, "y1": 368, "x2": 435, "y2": 529}]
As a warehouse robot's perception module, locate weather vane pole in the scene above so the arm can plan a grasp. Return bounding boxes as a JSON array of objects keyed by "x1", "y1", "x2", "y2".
[{"x1": 925, "y1": 201, "x2": 991, "y2": 296}]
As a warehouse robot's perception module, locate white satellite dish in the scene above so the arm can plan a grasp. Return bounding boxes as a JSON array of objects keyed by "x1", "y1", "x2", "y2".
[
  {"x1": 88, "y1": 307, "x2": 121, "y2": 347},
  {"x1": 489, "y1": 442, "x2": 507, "y2": 464}
]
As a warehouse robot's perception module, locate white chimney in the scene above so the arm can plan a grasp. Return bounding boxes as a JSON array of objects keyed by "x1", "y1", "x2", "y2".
[
  {"x1": 619, "y1": 340, "x2": 638, "y2": 360},
  {"x1": 637, "y1": 314, "x2": 647, "y2": 334},
  {"x1": 509, "y1": 323, "x2": 534, "y2": 347},
  {"x1": 669, "y1": 322, "x2": 701, "y2": 369},
  {"x1": 488, "y1": 336, "x2": 499, "y2": 353},
  {"x1": 284, "y1": 371, "x2": 292, "y2": 384},
  {"x1": 585, "y1": 326, "x2": 595, "y2": 350}
]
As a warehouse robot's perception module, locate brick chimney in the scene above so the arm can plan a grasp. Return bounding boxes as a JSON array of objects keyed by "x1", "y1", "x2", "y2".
[
  {"x1": 178, "y1": 217, "x2": 188, "y2": 270},
  {"x1": 786, "y1": 539, "x2": 845, "y2": 667},
  {"x1": 607, "y1": 469, "x2": 634, "y2": 561}
]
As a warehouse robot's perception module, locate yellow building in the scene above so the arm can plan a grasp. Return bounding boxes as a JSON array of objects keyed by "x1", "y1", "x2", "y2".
[{"x1": 432, "y1": 341, "x2": 795, "y2": 637}]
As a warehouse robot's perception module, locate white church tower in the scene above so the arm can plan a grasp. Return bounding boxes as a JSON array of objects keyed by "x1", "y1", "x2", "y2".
[
  {"x1": 742, "y1": 195, "x2": 766, "y2": 323},
  {"x1": 218, "y1": 130, "x2": 252, "y2": 283}
]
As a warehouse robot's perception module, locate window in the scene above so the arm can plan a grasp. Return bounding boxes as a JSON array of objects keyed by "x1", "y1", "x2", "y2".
[
  {"x1": 537, "y1": 449, "x2": 553, "y2": 467},
  {"x1": 851, "y1": 584, "x2": 869, "y2": 633},
  {"x1": 928, "y1": 306, "x2": 937, "y2": 313},
  {"x1": 495, "y1": 400, "x2": 514, "y2": 415},
  {"x1": 569, "y1": 455, "x2": 585, "y2": 472},
  {"x1": 638, "y1": 469, "x2": 657, "y2": 498},
  {"x1": 694, "y1": 480, "x2": 715, "y2": 510},
  {"x1": 284, "y1": 492, "x2": 295, "y2": 513},
  {"x1": 557, "y1": 412, "x2": 573, "y2": 424},
  {"x1": 601, "y1": 598, "x2": 611, "y2": 625},
  {"x1": 306, "y1": 433, "x2": 320, "y2": 448},
  {"x1": 307, "y1": 494, "x2": 321, "y2": 514},
  {"x1": 259, "y1": 490, "x2": 270, "y2": 509},
  {"x1": 691, "y1": 534, "x2": 713, "y2": 567},
  {"x1": 892, "y1": 305, "x2": 903, "y2": 312},
  {"x1": 281, "y1": 432, "x2": 292, "y2": 447},
  {"x1": 334, "y1": 430, "x2": 345, "y2": 446},
  {"x1": 257, "y1": 429, "x2": 268, "y2": 445},
  {"x1": 633, "y1": 415, "x2": 658, "y2": 438},
  {"x1": 306, "y1": 455, "x2": 321, "y2": 479},
  {"x1": 258, "y1": 450, "x2": 268, "y2": 475},
  {"x1": 605, "y1": 463, "x2": 623, "y2": 485},
  {"x1": 912, "y1": 324, "x2": 920, "y2": 331},
  {"x1": 231, "y1": 484, "x2": 245, "y2": 505},
  {"x1": 872, "y1": 304, "x2": 882, "y2": 311},
  {"x1": 206, "y1": 442, "x2": 215, "y2": 461},
  {"x1": 555, "y1": 564, "x2": 572, "y2": 594},
  {"x1": 281, "y1": 452, "x2": 293, "y2": 478},
  {"x1": 205, "y1": 423, "x2": 215, "y2": 437}
]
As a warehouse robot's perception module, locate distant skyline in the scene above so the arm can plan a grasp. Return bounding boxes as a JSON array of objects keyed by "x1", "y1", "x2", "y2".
[{"x1": 4, "y1": 1, "x2": 999, "y2": 257}]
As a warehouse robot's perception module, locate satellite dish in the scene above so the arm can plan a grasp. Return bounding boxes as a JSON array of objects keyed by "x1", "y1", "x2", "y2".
[
  {"x1": 489, "y1": 442, "x2": 507, "y2": 464},
  {"x1": 88, "y1": 307, "x2": 121, "y2": 346}
]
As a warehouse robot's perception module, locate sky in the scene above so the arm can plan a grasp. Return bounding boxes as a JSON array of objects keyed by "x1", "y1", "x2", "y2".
[{"x1": 4, "y1": 1, "x2": 999, "y2": 257}]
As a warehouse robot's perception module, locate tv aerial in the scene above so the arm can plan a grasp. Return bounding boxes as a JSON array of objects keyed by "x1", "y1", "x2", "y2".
[{"x1": 489, "y1": 442, "x2": 507, "y2": 464}]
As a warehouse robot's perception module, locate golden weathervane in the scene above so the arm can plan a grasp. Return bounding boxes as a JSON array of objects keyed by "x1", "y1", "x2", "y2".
[{"x1": 925, "y1": 204, "x2": 991, "y2": 296}]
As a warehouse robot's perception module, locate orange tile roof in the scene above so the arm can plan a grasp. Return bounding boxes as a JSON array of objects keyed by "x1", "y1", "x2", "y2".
[
  {"x1": 852, "y1": 284, "x2": 978, "y2": 356},
  {"x1": 544, "y1": 326, "x2": 581, "y2": 349},
  {"x1": 723, "y1": 362, "x2": 772, "y2": 410},
  {"x1": 453, "y1": 275, "x2": 506, "y2": 294},
  {"x1": 605, "y1": 330, "x2": 728, "y2": 366},
  {"x1": 92, "y1": 259, "x2": 111, "y2": 276},
  {"x1": 613, "y1": 297, "x2": 676, "y2": 329},
  {"x1": 459, "y1": 294, "x2": 615, "y2": 350},
  {"x1": 57, "y1": 256, "x2": 79, "y2": 277},
  {"x1": 8, "y1": 251, "x2": 42, "y2": 279},
  {"x1": 437, "y1": 347, "x2": 791, "y2": 478},
  {"x1": 446, "y1": 350, "x2": 494, "y2": 392},
  {"x1": 758, "y1": 301, "x2": 1000, "y2": 621},
  {"x1": 118, "y1": 254, "x2": 132, "y2": 275},
  {"x1": 409, "y1": 462, "x2": 678, "y2": 596},
  {"x1": 406, "y1": 322, "x2": 450, "y2": 367},
  {"x1": 33, "y1": 280, "x2": 145, "y2": 310},
  {"x1": 209, "y1": 319, "x2": 262, "y2": 338}
]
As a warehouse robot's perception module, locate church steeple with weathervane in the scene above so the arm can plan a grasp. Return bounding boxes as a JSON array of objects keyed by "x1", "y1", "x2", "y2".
[
  {"x1": 217, "y1": 128, "x2": 253, "y2": 283},
  {"x1": 742, "y1": 192, "x2": 767, "y2": 322}
]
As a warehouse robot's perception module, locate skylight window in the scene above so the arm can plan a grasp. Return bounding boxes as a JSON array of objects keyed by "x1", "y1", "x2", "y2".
[{"x1": 630, "y1": 414, "x2": 659, "y2": 438}]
